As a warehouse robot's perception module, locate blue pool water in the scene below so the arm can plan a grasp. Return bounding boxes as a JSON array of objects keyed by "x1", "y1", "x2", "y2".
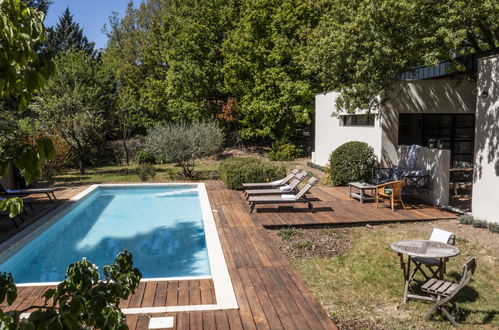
[{"x1": 0, "y1": 185, "x2": 211, "y2": 283}]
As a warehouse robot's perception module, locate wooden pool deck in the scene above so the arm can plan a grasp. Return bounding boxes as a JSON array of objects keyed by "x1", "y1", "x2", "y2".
[{"x1": 0, "y1": 181, "x2": 458, "y2": 329}]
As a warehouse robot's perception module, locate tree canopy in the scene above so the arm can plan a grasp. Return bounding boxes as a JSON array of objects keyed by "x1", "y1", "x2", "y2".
[
  {"x1": 304, "y1": 0, "x2": 499, "y2": 112},
  {"x1": 222, "y1": 0, "x2": 320, "y2": 142},
  {"x1": 35, "y1": 49, "x2": 115, "y2": 174},
  {"x1": 104, "y1": 0, "x2": 237, "y2": 123}
]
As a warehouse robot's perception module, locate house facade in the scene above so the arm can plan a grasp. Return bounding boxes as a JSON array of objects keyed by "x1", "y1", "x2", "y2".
[{"x1": 312, "y1": 54, "x2": 499, "y2": 224}]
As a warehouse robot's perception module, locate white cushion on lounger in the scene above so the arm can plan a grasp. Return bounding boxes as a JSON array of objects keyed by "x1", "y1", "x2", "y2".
[
  {"x1": 270, "y1": 179, "x2": 284, "y2": 185},
  {"x1": 279, "y1": 185, "x2": 292, "y2": 192},
  {"x1": 281, "y1": 194, "x2": 296, "y2": 200}
]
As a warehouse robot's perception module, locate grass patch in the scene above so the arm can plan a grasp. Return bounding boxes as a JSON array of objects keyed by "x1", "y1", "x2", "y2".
[
  {"x1": 293, "y1": 240, "x2": 316, "y2": 249},
  {"x1": 53, "y1": 161, "x2": 220, "y2": 183},
  {"x1": 278, "y1": 228, "x2": 300, "y2": 240},
  {"x1": 289, "y1": 222, "x2": 499, "y2": 329},
  {"x1": 53, "y1": 157, "x2": 308, "y2": 184}
]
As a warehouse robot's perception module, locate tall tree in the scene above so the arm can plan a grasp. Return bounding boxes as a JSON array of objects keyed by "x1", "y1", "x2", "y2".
[
  {"x1": 104, "y1": 0, "x2": 238, "y2": 122},
  {"x1": 222, "y1": 0, "x2": 321, "y2": 143},
  {"x1": 35, "y1": 49, "x2": 115, "y2": 174},
  {"x1": 303, "y1": 0, "x2": 499, "y2": 113},
  {"x1": 44, "y1": 7, "x2": 98, "y2": 59}
]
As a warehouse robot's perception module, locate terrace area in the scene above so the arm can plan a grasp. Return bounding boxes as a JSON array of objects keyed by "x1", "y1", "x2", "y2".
[{"x1": 0, "y1": 180, "x2": 459, "y2": 329}]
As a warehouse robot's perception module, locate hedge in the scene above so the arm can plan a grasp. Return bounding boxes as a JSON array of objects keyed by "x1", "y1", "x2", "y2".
[{"x1": 219, "y1": 157, "x2": 286, "y2": 190}]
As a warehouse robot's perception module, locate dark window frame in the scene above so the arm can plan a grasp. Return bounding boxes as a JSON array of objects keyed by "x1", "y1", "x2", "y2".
[{"x1": 340, "y1": 114, "x2": 375, "y2": 126}]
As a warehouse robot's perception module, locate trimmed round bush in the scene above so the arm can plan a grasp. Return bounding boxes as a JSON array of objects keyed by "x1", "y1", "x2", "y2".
[
  {"x1": 327, "y1": 141, "x2": 376, "y2": 186},
  {"x1": 219, "y1": 157, "x2": 286, "y2": 190}
]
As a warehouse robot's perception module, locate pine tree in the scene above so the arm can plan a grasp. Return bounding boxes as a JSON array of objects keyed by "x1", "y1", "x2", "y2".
[{"x1": 44, "y1": 8, "x2": 98, "y2": 59}]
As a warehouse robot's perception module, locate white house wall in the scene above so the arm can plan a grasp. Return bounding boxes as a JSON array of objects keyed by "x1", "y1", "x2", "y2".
[
  {"x1": 472, "y1": 55, "x2": 499, "y2": 224},
  {"x1": 312, "y1": 91, "x2": 383, "y2": 167},
  {"x1": 381, "y1": 80, "x2": 477, "y2": 166}
]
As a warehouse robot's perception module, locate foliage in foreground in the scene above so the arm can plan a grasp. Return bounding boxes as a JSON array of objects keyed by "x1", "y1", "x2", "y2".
[
  {"x1": 0, "y1": 0, "x2": 56, "y2": 184},
  {"x1": 219, "y1": 157, "x2": 286, "y2": 190},
  {"x1": 0, "y1": 250, "x2": 142, "y2": 329},
  {"x1": 145, "y1": 122, "x2": 224, "y2": 177},
  {"x1": 327, "y1": 141, "x2": 376, "y2": 186},
  {"x1": 0, "y1": 197, "x2": 24, "y2": 218}
]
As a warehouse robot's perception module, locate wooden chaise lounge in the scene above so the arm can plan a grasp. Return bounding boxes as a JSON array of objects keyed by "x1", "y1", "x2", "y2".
[
  {"x1": 244, "y1": 171, "x2": 308, "y2": 199},
  {"x1": 242, "y1": 169, "x2": 300, "y2": 189},
  {"x1": 248, "y1": 177, "x2": 318, "y2": 213}
]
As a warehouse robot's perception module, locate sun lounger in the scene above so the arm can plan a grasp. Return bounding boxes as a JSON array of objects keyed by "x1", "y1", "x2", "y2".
[
  {"x1": 0, "y1": 183, "x2": 56, "y2": 202},
  {"x1": 248, "y1": 177, "x2": 318, "y2": 213},
  {"x1": 244, "y1": 171, "x2": 308, "y2": 199},
  {"x1": 242, "y1": 169, "x2": 301, "y2": 189}
]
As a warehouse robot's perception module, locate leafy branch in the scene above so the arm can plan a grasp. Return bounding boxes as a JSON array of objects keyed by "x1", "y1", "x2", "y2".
[{"x1": 0, "y1": 250, "x2": 142, "y2": 329}]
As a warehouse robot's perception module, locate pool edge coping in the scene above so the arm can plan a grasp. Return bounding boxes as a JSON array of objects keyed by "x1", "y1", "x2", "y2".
[{"x1": 0, "y1": 183, "x2": 239, "y2": 312}]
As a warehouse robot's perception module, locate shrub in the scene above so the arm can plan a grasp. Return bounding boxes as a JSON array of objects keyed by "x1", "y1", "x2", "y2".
[
  {"x1": 135, "y1": 149, "x2": 157, "y2": 165},
  {"x1": 489, "y1": 222, "x2": 499, "y2": 233},
  {"x1": 327, "y1": 141, "x2": 376, "y2": 186},
  {"x1": 472, "y1": 219, "x2": 488, "y2": 229},
  {"x1": 136, "y1": 165, "x2": 156, "y2": 182},
  {"x1": 268, "y1": 141, "x2": 301, "y2": 161},
  {"x1": 146, "y1": 122, "x2": 224, "y2": 177},
  {"x1": 42, "y1": 134, "x2": 74, "y2": 181},
  {"x1": 219, "y1": 157, "x2": 286, "y2": 189},
  {"x1": 458, "y1": 214, "x2": 474, "y2": 225},
  {"x1": 306, "y1": 161, "x2": 325, "y2": 172}
]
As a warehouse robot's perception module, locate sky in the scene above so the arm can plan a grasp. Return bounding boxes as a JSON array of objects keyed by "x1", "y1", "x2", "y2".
[{"x1": 45, "y1": 0, "x2": 134, "y2": 50}]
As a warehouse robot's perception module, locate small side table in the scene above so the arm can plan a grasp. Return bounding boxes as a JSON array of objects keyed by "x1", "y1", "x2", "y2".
[{"x1": 348, "y1": 182, "x2": 376, "y2": 203}]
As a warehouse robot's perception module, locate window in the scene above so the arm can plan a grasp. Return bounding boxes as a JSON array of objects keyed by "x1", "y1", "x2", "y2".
[
  {"x1": 398, "y1": 113, "x2": 475, "y2": 167},
  {"x1": 340, "y1": 114, "x2": 375, "y2": 126}
]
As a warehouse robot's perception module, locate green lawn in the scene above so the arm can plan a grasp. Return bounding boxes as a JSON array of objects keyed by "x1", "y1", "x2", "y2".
[
  {"x1": 287, "y1": 221, "x2": 499, "y2": 329},
  {"x1": 53, "y1": 161, "x2": 221, "y2": 183},
  {"x1": 53, "y1": 158, "x2": 310, "y2": 184}
]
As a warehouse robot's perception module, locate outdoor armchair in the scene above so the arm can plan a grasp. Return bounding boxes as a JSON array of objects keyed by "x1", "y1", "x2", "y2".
[{"x1": 375, "y1": 180, "x2": 406, "y2": 211}]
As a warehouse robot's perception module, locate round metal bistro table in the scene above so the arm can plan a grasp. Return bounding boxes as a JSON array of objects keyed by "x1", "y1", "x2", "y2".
[{"x1": 391, "y1": 240, "x2": 460, "y2": 303}]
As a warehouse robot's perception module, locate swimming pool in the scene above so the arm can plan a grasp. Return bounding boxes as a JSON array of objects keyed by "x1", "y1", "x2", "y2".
[{"x1": 0, "y1": 184, "x2": 213, "y2": 284}]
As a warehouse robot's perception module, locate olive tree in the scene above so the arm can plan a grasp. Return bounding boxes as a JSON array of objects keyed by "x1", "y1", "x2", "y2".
[{"x1": 146, "y1": 122, "x2": 224, "y2": 177}]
